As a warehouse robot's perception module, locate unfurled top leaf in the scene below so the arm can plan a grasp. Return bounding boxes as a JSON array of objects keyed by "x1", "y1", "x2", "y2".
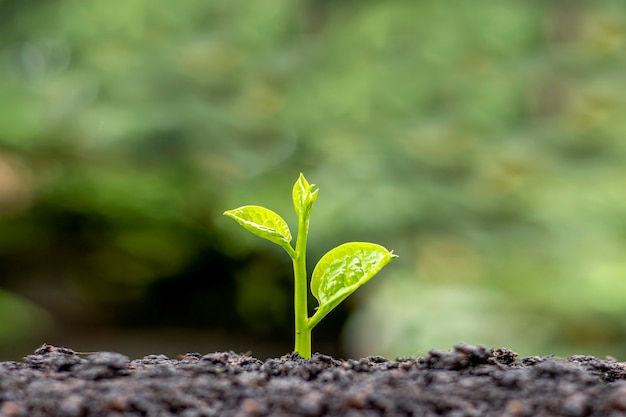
[
  {"x1": 223, "y1": 205, "x2": 292, "y2": 252},
  {"x1": 310, "y1": 242, "x2": 396, "y2": 326},
  {"x1": 292, "y1": 173, "x2": 318, "y2": 218}
]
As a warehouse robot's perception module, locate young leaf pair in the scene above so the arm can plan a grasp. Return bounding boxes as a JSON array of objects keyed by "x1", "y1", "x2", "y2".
[{"x1": 224, "y1": 174, "x2": 397, "y2": 358}]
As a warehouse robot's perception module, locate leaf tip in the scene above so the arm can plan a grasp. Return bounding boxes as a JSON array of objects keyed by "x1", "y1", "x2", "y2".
[
  {"x1": 223, "y1": 208, "x2": 239, "y2": 218},
  {"x1": 311, "y1": 187, "x2": 319, "y2": 202}
]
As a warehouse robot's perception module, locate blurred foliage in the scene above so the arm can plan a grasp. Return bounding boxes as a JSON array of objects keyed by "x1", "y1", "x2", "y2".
[
  {"x1": 0, "y1": 289, "x2": 51, "y2": 342},
  {"x1": 1, "y1": 0, "x2": 626, "y2": 359}
]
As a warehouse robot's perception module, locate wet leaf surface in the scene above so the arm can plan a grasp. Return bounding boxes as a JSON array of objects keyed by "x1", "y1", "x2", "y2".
[
  {"x1": 223, "y1": 205, "x2": 292, "y2": 249},
  {"x1": 311, "y1": 242, "x2": 395, "y2": 307}
]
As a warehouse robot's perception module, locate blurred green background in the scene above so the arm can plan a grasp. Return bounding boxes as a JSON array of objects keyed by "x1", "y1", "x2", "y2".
[{"x1": 1, "y1": 0, "x2": 626, "y2": 361}]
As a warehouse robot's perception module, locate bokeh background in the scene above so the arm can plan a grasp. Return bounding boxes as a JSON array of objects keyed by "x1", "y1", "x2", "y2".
[{"x1": 1, "y1": 0, "x2": 626, "y2": 361}]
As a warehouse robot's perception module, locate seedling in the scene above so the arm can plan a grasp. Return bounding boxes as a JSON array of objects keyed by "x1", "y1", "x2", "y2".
[{"x1": 224, "y1": 174, "x2": 397, "y2": 358}]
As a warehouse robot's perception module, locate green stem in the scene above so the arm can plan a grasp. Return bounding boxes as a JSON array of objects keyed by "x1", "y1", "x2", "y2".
[{"x1": 292, "y1": 213, "x2": 311, "y2": 358}]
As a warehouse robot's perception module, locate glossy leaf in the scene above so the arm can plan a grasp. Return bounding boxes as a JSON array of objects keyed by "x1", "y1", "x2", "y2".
[
  {"x1": 310, "y1": 242, "x2": 396, "y2": 325},
  {"x1": 223, "y1": 205, "x2": 292, "y2": 250},
  {"x1": 292, "y1": 173, "x2": 318, "y2": 218}
]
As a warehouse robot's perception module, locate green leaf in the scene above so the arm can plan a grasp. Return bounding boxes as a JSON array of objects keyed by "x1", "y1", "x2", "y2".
[
  {"x1": 223, "y1": 205, "x2": 293, "y2": 251},
  {"x1": 292, "y1": 173, "x2": 318, "y2": 218},
  {"x1": 309, "y1": 242, "x2": 396, "y2": 327}
]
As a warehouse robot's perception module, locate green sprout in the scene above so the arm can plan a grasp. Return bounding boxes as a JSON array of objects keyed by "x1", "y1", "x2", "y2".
[{"x1": 224, "y1": 173, "x2": 397, "y2": 358}]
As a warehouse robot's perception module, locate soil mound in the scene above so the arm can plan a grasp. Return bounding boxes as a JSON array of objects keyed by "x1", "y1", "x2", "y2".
[{"x1": 1, "y1": 343, "x2": 626, "y2": 416}]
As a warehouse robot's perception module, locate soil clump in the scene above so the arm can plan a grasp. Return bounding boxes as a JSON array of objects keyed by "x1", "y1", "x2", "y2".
[{"x1": 1, "y1": 343, "x2": 626, "y2": 416}]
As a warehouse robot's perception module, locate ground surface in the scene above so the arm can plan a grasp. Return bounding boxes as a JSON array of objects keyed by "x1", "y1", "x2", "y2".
[{"x1": 1, "y1": 344, "x2": 626, "y2": 417}]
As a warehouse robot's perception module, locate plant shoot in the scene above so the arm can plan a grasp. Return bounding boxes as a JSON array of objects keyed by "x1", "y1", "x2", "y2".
[{"x1": 224, "y1": 174, "x2": 397, "y2": 358}]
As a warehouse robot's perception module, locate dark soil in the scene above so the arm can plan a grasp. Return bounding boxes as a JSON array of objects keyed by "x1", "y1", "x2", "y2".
[{"x1": 2, "y1": 344, "x2": 626, "y2": 417}]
